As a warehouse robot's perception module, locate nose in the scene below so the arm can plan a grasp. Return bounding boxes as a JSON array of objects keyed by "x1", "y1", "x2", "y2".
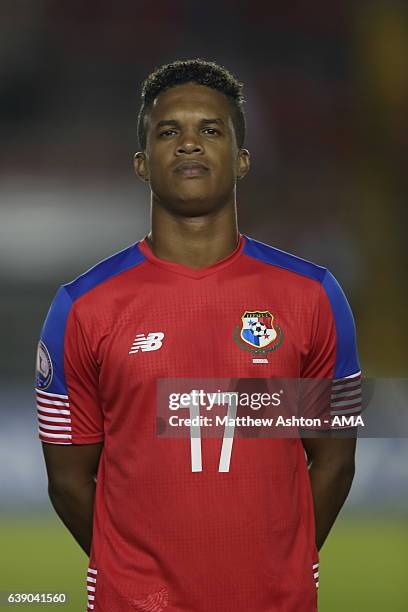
[{"x1": 176, "y1": 131, "x2": 204, "y2": 156}]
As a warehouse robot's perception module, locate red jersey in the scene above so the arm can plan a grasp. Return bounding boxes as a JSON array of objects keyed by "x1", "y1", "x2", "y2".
[{"x1": 35, "y1": 234, "x2": 361, "y2": 612}]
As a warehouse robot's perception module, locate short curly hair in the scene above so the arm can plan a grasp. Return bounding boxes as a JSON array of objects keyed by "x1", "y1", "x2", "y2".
[{"x1": 137, "y1": 59, "x2": 246, "y2": 150}]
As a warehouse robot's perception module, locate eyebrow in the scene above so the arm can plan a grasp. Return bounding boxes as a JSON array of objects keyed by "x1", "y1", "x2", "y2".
[{"x1": 155, "y1": 118, "x2": 225, "y2": 129}]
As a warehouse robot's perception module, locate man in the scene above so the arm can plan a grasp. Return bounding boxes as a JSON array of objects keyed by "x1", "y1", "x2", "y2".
[{"x1": 36, "y1": 59, "x2": 361, "y2": 611}]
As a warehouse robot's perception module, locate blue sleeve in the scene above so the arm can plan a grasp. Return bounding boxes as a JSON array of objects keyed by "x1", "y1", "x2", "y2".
[
  {"x1": 35, "y1": 286, "x2": 73, "y2": 395},
  {"x1": 322, "y1": 270, "x2": 360, "y2": 379}
]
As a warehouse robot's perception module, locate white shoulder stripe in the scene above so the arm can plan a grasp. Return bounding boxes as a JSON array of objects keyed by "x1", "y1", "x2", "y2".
[
  {"x1": 40, "y1": 441, "x2": 71, "y2": 445},
  {"x1": 38, "y1": 428, "x2": 72, "y2": 439},
  {"x1": 38, "y1": 415, "x2": 71, "y2": 423},
  {"x1": 36, "y1": 396, "x2": 69, "y2": 407},
  {"x1": 331, "y1": 406, "x2": 362, "y2": 416},
  {"x1": 37, "y1": 405, "x2": 70, "y2": 415},
  {"x1": 38, "y1": 424, "x2": 72, "y2": 431},
  {"x1": 35, "y1": 388, "x2": 69, "y2": 400},
  {"x1": 333, "y1": 370, "x2": 361, "y2": 383},
  {"x1": 330, "y1": 395, "x2": 361, "y2": 408},
  {"x1": 331, "y1": 386, "x2": 361, "y2": 399},
  {"x1": 39, "y1": 424, "x2": 72, "y2": 432}
]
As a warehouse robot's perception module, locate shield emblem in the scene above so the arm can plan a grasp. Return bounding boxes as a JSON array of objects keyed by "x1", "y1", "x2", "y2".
[{"x1": 240, "y1": 311, "x2": 278, "y2": 349}]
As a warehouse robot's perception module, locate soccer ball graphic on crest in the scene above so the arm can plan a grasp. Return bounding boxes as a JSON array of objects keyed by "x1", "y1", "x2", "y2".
[
  {"x1": 250, "y1": 321, "x2": 267, "y2": 337},
  {"x1": 236, "y1": 310, "x2": 282, "y2": 352}
]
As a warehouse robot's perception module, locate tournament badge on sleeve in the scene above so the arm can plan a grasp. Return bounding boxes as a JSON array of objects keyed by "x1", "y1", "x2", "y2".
[
  {"x1": 36, "y1": 340, "x2": 53, "y2": 390},
  {"x1": 233, "y1": 310, "x2": 283, "y2": 355}
]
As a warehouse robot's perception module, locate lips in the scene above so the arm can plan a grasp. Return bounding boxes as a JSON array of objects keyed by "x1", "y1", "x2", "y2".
[{"x1": 173, "y1": 160, "x2": 209, "y2": 176}]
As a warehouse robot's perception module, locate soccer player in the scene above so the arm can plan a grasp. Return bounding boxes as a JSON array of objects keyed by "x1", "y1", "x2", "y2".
[{"x1": 36, "y1": 60, "x2": 361, "y2": 611}]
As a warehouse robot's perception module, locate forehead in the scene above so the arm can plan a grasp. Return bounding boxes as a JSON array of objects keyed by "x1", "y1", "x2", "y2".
[{"x1": 149, "y1": 83, "x2": 232, "y2": 124}]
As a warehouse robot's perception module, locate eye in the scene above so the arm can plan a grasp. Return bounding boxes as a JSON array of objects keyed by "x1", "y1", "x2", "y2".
[
  {"x1": 202, "y1": 127, "x2": 220, "y2": 135},
  {"x1": 159, "y1": 129, "x2": 177, "y2": 137}
]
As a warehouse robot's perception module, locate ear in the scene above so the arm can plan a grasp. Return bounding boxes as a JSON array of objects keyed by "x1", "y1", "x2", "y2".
[
  {"x1": 133, "y1": 152, "x2": 149, "y2": 183},
  {"x1": 237, "y1": 148, "x2": 250, "y2": 180}
]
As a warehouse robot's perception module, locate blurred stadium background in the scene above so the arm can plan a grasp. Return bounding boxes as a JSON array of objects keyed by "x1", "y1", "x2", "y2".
[{"x1": 0, "y1": 1, "x2": 407, "y2": 610}]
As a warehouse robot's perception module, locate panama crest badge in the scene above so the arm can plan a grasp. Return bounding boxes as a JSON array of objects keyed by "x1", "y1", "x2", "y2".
[{"x1": 233, "y1": 310, "x2": 283, "y2": 354}]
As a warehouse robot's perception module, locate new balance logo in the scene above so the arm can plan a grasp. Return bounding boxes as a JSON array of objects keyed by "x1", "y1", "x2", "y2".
[{"x1": 129, "y1": 332, "x2": 165, "y2": 354}]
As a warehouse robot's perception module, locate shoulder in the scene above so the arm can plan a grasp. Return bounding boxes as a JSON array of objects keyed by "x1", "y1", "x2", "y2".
[
  {"x1": 44, "y1": 242, "x2": 146, "y2": 328},
  {"x1": 61, "y1": 241, "x2": 145, "y2": 305},
  {"x1": 242, "y1": 237, "x2": 360, "y2": 377},
  {"x1": 242, "y1": 234, "x2": 353, "y2": 323},
  {"x1": 242, "y1": 235, "x2": 328, "y2": 284}
]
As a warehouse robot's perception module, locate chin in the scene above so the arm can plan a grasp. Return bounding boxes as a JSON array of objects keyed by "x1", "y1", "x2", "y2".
[
  {"x1": 171, "y1": 197, "x2": 221, "y2": 217},
  {"x1": 163, "y1": 186, "x2": 220, "y2": 211},
  {"x1": 153, "y1": 182, "x2": 233, "y2": 216}
]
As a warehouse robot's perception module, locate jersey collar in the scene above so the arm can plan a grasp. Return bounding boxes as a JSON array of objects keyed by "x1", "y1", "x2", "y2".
[{"x1": 138, "y1": 233, "x2": 245, "y2": 279}]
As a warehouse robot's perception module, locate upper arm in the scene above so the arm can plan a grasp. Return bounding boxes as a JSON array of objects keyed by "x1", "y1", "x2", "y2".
[
  {"x1": 42, "y1": 442, "x2": 104, "y2": 491},
  {"x1": 35, "y1": 286, "x2": 104, "y2": 445},
  {"x1": 301, "y1": 270, "x2": 362, "y2": 428}
]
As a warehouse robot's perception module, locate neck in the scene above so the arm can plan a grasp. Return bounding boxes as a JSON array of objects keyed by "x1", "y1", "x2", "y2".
[{"x1": 146, "y1": 197, "x2": 239, "y2": 268}]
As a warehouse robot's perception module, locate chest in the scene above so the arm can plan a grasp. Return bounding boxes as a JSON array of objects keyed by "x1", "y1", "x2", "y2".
[{"x1": 93, "y1": 277, "x2": 313, "y2": 397}]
